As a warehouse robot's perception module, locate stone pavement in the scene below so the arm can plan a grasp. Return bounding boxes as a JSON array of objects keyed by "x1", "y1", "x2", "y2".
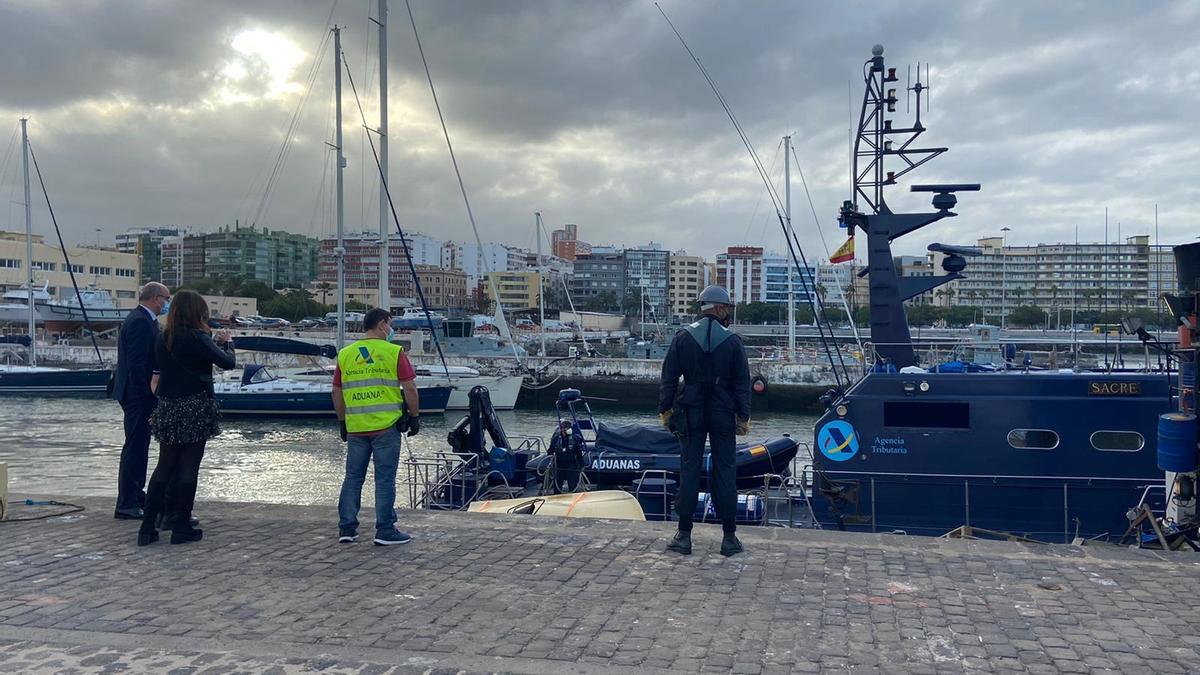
[{"x1": 2, "y1": 497, "x2": 1200, "y2": 674}]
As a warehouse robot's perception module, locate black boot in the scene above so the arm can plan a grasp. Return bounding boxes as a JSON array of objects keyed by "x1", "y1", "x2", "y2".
[
  {"x1": 136, "y1": 526, "x2": 159, "y2": 547},
  {"x1": 720, "y1": 533, "x2": 743, "y2": 557},
  {"x1": 666, "y1": 531, "x2": 692, "y2": 555},
  {"x1": 170, "y1": 527, "x2": 203, "y2": 545}
]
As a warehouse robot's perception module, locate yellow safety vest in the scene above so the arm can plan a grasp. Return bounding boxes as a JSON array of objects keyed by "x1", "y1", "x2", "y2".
[{"x1": 337, "y1": 338, "x2": 406, "y2": 433}]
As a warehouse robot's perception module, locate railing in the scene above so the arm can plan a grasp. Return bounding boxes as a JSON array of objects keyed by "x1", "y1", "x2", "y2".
[
  {"x1": 817, "y1": 470, "x2": 1161, "y2": 543},
  {"x1": 404, "y1": 450, "x2": 480, "y2": 510},
  {"x1": 861, "y1": 336, "x2": 1174, "y2": 375},
  {"x1": 405, "y1": 435, "x2": 545, "y2": 511}
]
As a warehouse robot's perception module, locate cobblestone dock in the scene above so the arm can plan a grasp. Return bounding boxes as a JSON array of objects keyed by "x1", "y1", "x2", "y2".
[{"x1": 2, "y1": 496, "x2": 1199, "y2": 674}]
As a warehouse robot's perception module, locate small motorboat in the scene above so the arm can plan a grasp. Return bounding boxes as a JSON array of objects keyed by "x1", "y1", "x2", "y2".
[{"x1": 467, "y1": 490, "x2": 645, "y2": 521}]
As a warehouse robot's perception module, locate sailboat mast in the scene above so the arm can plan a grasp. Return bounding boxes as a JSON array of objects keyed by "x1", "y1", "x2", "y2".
[
  {"x1": 536, "y1": 212, "x2": 545, "y2": 356},
  {"x1": 785, "y1": 134, "x2": 795, "y2": 356},
  {"x1": 334, "y1": 26, "x2": 347, "y2": 349},
  {"x1": 377, "y1": 0, "x2": 390, "y2": 313},
  {"x1": 20, "y1": 118, "x2": 35, "y2": 367}
]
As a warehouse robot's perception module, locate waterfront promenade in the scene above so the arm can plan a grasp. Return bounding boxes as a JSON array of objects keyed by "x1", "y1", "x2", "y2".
[{"x1": 1, "y1": 497, "x2": 1199, "y2": 674}]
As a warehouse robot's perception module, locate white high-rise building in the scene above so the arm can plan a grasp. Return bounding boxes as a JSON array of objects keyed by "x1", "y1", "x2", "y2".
[{"x1": 929, "y1": 234, "x2": 1179, "y2": 322}]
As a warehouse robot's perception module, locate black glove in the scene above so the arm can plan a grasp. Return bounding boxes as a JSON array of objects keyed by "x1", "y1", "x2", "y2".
[
  {"x1": 406, "y1": 415, "x2": 420, "y2": 437},
  {"x1": 338, "y1": 420, "x2": 348, "y2": 442}
]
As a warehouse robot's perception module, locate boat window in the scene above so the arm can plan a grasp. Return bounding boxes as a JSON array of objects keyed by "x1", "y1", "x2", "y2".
[
  {"x1": 249, "y1": 367, "x2": 275, "y2": 384},
  {"x1": 1090, "y1": 431, "x2": 1144, "y2": 452},
  {"x1": 1007, "y1": 429, "x2": 1059, "y2": 449},
  {"x1": 883, "y1": 401, "x2": 970, "y2": 429}
]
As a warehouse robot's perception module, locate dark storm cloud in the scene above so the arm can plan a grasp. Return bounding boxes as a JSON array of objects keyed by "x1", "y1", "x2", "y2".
[{"x1": 0, "y1": 0, "x2": 1195, "y2": 262}]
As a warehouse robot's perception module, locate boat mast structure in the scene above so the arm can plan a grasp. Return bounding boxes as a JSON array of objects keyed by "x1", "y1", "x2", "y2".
[
  {"x1": 333, "y1": 26, "x2": 347, "y2": 349},
  {"x1": 840, "y1": 44, "x2": 980, "y2": 369},
  {"x1": 785, "y1": 134, "x2": 794, "y2": 356},
  {"x1": 375, "y1": 0, "x2": 390, "y2": 313},
  {"x1": 20, "y1": 118, "x2": 35, "y2": 367},
  {"x1": 535, "y1": 211, "x2": 546, "y2": 357}
]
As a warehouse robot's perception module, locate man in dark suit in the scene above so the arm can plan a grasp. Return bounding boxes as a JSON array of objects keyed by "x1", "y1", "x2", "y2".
[{"x1": 112, "y1": 282, "x2": 169, "y2": 519}]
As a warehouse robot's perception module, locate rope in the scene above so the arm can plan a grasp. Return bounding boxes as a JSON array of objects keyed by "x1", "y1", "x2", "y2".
[{"x1": 1, "y1": 500, "x2": 86, "y2": 523}]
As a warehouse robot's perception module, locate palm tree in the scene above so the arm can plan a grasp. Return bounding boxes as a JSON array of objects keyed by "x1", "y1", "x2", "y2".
[
  {"x1": 814, "y1": 283, "x2": 828, "y2": 304},
  {"x1": 316, "y1": 281, "x2": 334, "y2": 306}
]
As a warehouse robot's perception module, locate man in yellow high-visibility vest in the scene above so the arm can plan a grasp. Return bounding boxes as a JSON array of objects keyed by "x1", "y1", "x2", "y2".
[{"x1": 332, "y1": 307, "x2": 420, "y2": 546}]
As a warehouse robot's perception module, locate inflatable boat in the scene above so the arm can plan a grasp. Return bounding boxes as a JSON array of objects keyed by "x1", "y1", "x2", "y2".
[{"x1": 525, "y1": 421, "x2": 800, "y2": 489}]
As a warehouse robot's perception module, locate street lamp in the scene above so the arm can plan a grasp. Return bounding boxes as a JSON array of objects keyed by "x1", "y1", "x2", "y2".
[{"x1": 1000, "y1": 227, "x2": 1011, "y2": 329}]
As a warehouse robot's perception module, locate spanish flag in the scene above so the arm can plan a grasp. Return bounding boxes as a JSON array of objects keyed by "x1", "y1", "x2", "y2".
[{"x1": 830, "y1": 236, "x2": 855, "y2": 264}]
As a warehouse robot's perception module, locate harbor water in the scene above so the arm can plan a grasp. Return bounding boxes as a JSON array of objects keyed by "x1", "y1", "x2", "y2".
[{"x1": 0, "y1": 396, "x2": 817, "y2": 508}]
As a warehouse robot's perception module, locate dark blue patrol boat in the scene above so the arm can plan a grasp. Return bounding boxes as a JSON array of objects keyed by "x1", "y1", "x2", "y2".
[{"x1": 810, "y1": 45, "x2": 1170, "y2": 541}]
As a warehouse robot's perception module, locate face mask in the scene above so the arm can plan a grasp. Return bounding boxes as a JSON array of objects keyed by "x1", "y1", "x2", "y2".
[
  {"x1": 159, "y1": 299, "x2": 171, "y2": 316},
  {"x1": 385, "y1": 326, "x2": 396, "y2": 342}
]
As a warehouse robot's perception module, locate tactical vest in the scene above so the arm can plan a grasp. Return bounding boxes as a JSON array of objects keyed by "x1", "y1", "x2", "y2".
[{"x1": 337, "y1": 338, "x2": 406, "y2": 433}]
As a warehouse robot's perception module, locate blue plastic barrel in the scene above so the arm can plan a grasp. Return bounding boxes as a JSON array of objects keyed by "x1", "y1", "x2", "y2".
[
  {"x1": 633, "y1": 478, "x2": 676, "y2": 521},
  {"x1": 1158, "y1": 412, "x2": 1198, "y2": 473}
]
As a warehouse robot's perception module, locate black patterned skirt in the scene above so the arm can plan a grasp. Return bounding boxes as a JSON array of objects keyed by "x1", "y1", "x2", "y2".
[{"x1": 151, "y1": 392, "x2": 221, "y2": 445}]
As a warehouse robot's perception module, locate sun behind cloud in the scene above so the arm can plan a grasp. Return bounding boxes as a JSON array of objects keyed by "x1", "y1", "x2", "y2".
[{"x1": 215, "y1": 28, "x2": 307, "y2": 105}]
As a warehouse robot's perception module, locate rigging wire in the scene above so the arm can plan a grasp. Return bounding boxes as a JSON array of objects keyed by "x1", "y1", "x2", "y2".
[
  {"x1": 241, "y1": 8, "x2": 338, "y2": 230},
  {"x1": 0, "y1": 123, "x2": 19, "y2": 231},
  {"x1": 402, "y1": 0, "x2": 521, "y2": 360},
  {"x1": 741, "y1": 138, "x2": 781, "y2": 243},
  {"x1": 26, "y1": 141, "x2": 104, "y2": 365},
  {"x1": 341, "y1": 45, "x2": 451, "y2": 375},
  {"x1": 655, "y1": 3, "x2": 847, "y2": 387},
  {"x1": 789, "y1": 144, "x2": 863, "y2": 351},
  {"x1": 534, "y1": 213, "x2": 590, "y2": 353}
]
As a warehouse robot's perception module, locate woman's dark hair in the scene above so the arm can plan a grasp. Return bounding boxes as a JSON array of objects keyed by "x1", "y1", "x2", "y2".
[
  {"x1": 363, "y1": 307, "x2": 392, "y2": 331},
  {"x1": 164, "y1": 289, "x2": 211, "y2": 349}
]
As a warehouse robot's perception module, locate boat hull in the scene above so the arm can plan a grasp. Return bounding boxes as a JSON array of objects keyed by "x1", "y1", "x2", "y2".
[
  {"x1": 39, "y1": 304, "x2": 127, "y2": 333},
  {"x1": 525, "y1": 435, "x2": 801, "y2": 489},
  {"x1": 811, "y1": 371, "x2": 1172, "y2": 541},
  {"x1": 443, "y1": 375, "x2": 522, "y2": 410},
  {"x1": 467, "y1": 490, "x2": 646, "y2": 521},
  {"x1": 216, "y1": 384, "x2": 452, "y2": 418},
  {"x1": 0, "y1": 367, "x2": 110, "y2": 394}
]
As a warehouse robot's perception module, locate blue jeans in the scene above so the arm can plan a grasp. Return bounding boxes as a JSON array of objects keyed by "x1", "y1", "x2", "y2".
[{"x1": 337, "y1": 427, "x2": 401, "y2": 533}]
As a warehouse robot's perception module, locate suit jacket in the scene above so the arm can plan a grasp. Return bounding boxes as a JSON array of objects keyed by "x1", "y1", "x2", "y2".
[{"x1": 113, "y1": 306, "x2": 159, "y2": 402}]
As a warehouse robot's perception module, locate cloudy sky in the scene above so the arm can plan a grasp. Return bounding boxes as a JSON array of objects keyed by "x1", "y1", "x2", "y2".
[{"x1": 0, "y1": 0, "x2": 1196, "y2": 263}]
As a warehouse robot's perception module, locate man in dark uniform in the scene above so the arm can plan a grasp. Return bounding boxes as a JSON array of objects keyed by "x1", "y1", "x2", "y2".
[
  {"x1": 111, "y1": 282, "x2": 169, "y2": 519},
  {"x1": 548, "y1": 419, "x2": 585, "y2": 493},
  {"x1": 659, "y1": 285, "x2": 751, "y2": 556}
]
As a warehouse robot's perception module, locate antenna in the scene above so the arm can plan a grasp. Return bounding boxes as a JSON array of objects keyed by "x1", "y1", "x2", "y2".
[
  {"x1": 926, "y1": 62, "x2": 931, "y2": 112},
  {"x1": 906, "y1": 64, "x2": 911, "y2": 113},
  {"x1": 907, "y1": 61, "x2": 928, "y2": 127}
]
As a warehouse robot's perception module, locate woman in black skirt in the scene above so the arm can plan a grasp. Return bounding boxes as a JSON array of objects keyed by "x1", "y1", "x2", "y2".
[{"x1": 138, "y1": 290, "x2": 236, "y2": 546}]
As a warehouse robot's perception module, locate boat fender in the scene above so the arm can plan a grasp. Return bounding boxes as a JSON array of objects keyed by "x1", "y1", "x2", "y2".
[{"x1": 752, "y1": 375, "x2": 768, "y2": 395}]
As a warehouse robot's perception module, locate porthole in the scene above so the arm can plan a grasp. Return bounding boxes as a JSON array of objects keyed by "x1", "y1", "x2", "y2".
[
  {"x1": 1090, "y1": 430, "x2": 1144, "y2": 452},
  {"x1": 1007, "y1": 429, "x2": 1059, "y2": 449}
]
